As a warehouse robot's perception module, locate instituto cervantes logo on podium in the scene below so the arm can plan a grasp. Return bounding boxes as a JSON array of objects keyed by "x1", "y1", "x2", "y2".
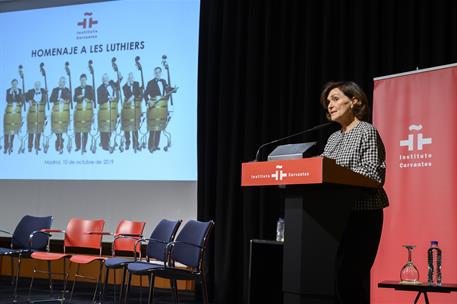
[
  {"x1": 399, "y1": 124, "x2": 432, "y2": 169},
  {"x1": 243, "y1": 160, "x2": 312, "y2": 185},
  {"x1": 76, "y1": 12, "x2": 98, "y2": 40},
  {"x1": 272, "y1": 165, "x2": 287, "y2": 181}
]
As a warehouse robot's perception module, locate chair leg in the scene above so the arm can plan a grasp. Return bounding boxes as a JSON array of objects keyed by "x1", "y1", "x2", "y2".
[
  {"x1": 10, "y1": 255, "x2": 15, "y2": 285},
  {"x1": 62, "y1": 258, "x2": 68, "y2": 300},
  {"x1": 70, "y1": 263, "x2": 80, "y2": 302},
  {"x1": 12, "y1": 255, "x2": 22, "y2": 302},
  {"x1": 124, "y1": 272, "x2": 132, "y2": 304},
  {"x1": 119, "y1": 267, "x2": 127, "y2": 302},
  {"x1": 113, "y1": 268, "x2": 117, "y2": 303},
  {"x1": 102, "y1": 267, "x2": 110, "y2": 303},
  {"x1": 147, "y1": 274, "x2": 155, "y2": 304},
  {"x1": 47, "y1": 260, "x2": 53, "y2": 295},
  {"x1": 27, "y1": 262, "x2": 36, "y2": 300},
  {"x1": 201, "y1": 274, "x2": 209, "y2": 304},
  {"x1": 139, "y1": 275, "x2": 143, "y2": 303},
  {"x1": 93, "y1": 260, "x2": 104, "y2": 302},
  {"x1": 171, "y1": 279, "x2": 178, "y2": 304}
]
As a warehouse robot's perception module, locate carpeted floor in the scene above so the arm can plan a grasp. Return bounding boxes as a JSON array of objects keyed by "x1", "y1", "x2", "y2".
[{"x1": 0, "y1": 276, "x2": 203, "y2": 303}]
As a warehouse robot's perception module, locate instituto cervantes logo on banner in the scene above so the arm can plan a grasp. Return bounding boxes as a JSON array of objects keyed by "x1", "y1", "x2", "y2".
[
  {"x1": 76, "y1": 12, "x2": 98, "y2": 40},
  {"x1": 399, "y1": 124, "x2": 432, "y2": 169},
  {"x1": 272, "y1": 165, "x2": 287, "y2": 181}
]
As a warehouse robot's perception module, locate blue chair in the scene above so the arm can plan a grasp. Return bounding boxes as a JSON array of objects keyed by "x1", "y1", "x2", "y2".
[
  {"x1": 0, "y1": 215, "x2": 53, "y2": 300},
  {"x1": 122, "y1": 219, "x2": 182, "y2": 303},
  {"x1": 125, "y1": 220, "x2": 215, "y2": 304}
]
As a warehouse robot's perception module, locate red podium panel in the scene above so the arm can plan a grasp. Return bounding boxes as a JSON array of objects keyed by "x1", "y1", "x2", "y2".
[{"x1": 241, "y1": 156, "x2": 379, "y2": 188}]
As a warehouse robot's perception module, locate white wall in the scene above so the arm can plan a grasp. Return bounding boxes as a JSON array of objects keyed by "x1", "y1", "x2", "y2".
[{"x1": 0, "y1": 180, "x2": 197, "y2": 238}]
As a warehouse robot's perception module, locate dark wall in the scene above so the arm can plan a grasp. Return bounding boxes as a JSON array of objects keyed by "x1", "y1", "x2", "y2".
[{"x1": 197, "y1": 0, "x2": 457, "y2": 303}]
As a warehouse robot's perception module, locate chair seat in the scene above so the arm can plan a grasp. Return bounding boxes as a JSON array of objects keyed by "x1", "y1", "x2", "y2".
[
  {"x1": 31, "y1": 251, "x2": 70, "y2": 261},
  {"x1": 105, "y1": 257, "x2": 134, "y2": 268},
  {"x1": 153, "y1": 267, "x2": 199, "y2": 280},
  {"x1": 0, "y1": 247, "x2": 21, "y2": 255},
  {"x1": 0, "y1": 248, "x2": 37, "y2": 258},
  {"x1": 70, "y1": 254, "x2": 104, "y2": 264},
  {"x1": 127, "y1": 261, "x2": 163, "y2": 274}
]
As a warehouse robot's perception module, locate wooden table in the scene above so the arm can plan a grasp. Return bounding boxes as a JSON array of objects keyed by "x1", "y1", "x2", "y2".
[{"x1": 378, "y1": 280, "x2": 457, "y2": 304}]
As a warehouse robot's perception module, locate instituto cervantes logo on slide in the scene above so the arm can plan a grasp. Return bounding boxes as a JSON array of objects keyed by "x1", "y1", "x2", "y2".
[
  {"x1": 76, "y1": 12, "x2": 98, "y2": 40},
  {"x1": 399, "y1": 124, "x2": 432, "y2": 169},
  {"x1": 77, "y1": 12, "x2": 98, "y2": 29}
]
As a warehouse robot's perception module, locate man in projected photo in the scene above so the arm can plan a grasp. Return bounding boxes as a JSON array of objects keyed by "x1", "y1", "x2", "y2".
[
  {"x1": 26, "y1": 81, "x2": 47, "y2": 153},
  {"x1": 144, "y1": 67, "x2": 171, "y2": 153},
  {"x1": 50, "y1": 76, "x2": 71, "y2": 153},
  {"x1": 4, "y1": 79, "x2": 24, "y2": 154},
  {"x1": 121, "y1": 72, "x2": 142, "y2": 150},
  {"x1": 97, "y1": 73, "x2": 119, "y2": 151},
  {"x1": 74, "y1": 74, "x2": 94, "y2": 153}
]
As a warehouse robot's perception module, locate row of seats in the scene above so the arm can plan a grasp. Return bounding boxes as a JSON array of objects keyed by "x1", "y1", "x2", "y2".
[{"x1": 0, "y1": 215, "x2": 214, "y2": 304}]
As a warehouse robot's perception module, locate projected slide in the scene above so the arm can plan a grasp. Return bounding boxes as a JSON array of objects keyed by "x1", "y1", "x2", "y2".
[{"x1": 0, "y1": 0, "x2": 199, "y2": 180}]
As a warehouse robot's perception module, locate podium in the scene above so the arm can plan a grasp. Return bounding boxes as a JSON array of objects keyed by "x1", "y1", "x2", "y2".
[{"x1": 241, "y1": 157, "x2": 380, "y2": 304}]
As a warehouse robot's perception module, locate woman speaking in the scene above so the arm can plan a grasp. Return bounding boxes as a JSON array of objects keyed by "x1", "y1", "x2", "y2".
[{"x1": 320, "y1": 81, "x2": 389, "y2": 304}]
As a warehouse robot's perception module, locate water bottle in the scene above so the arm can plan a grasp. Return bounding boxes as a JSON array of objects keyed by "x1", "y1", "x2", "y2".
[
  {"x1": 276, "y1": 218, "x2": 284, "y2": 242},
  {"x1": 427, "y1": 240, "x2": 442, "y2": 286}
]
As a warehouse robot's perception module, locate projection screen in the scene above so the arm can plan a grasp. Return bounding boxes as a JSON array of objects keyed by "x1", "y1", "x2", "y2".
[{"x1": 0, "y1": 0, "x2": 199, "y2": 234}]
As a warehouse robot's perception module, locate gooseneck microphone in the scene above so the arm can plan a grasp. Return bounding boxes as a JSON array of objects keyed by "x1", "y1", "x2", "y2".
[{"x1": 254, "y1": 122, "x2": 334, "y2": 161}]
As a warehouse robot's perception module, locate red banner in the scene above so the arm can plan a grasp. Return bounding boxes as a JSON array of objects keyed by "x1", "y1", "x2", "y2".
[{"x1": 372, "y1": 65, "x2": 457, "y2": 303}]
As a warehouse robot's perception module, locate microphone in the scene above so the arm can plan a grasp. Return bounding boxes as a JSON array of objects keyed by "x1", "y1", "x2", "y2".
[
  {"x1": 254, "y1": 122, "x2": 334, "y2": 161},
  {"x1": 135, "y1": 56, "x2": 140, "y2": 62}
]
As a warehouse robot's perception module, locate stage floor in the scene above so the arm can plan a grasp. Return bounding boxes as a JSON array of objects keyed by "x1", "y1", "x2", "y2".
[{"x1": 0, "y1": 276, "x2": 202, "y2": 303}]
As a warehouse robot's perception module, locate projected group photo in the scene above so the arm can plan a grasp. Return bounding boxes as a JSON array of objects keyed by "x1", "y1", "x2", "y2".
[{"x1": 3, "y1": 56, "x2": 177, "y2": 155}]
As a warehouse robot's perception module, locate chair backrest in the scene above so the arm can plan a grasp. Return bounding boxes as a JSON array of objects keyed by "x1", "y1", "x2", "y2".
[
  {"x1": 11, "y1": 215, "x2": 53, "y2": 250},
  {"x1": 64, "y1": 218, "x2": 105, "y2": 250},
  {"x1": 171, "y1": 220, "x2": 214, "y2": 269},
  {"x1": 146, "y1": 219, "x2": 181, "y2": 261},
  {"x1": 113, "y1": 220, "x2": 146, "y2": 253}
]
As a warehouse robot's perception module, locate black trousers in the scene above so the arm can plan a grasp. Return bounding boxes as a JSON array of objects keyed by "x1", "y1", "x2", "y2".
[
  {"x1": 55, "y1": 134, "x2": 64, "y2": 151},
  {"x1": 4, "y1": 134, "x2": 14, "y2": 150},
  {"x1": 75, "y1": 132, "x2": 88, "y2": 151},
  {"x1": 100, "y1": 132, "x2": 111, "y2": 150},
  {"x1": 28, "y1": 133, "x2": 41, "y2": 151},
  {"x1": 335, "y1": 209, "x2": 384, "y2": 304},
  {"x1": 148, "y1": 131, "x2": 161, "y2": 150},
  {"x1": 124, "y1": 131, "x2": 139, "y2": 148}
]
